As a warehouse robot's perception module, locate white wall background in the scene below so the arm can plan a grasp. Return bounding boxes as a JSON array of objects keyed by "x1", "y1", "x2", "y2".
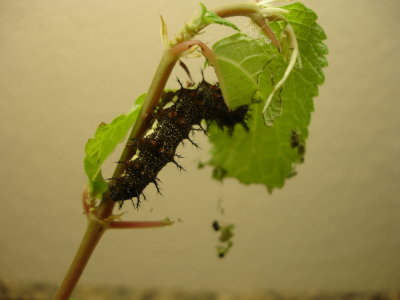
[{"x1": 0, "y1": 0, "x2": 399, "y2": 292}]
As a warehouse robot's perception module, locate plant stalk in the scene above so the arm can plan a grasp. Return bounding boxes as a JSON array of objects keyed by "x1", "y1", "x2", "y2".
[
  {"x1": 54, "y1": 46, "x2": 184, "y2": 300},
  {"x1": 53, "y1": 217, "x2": 107, "y2": 300}
]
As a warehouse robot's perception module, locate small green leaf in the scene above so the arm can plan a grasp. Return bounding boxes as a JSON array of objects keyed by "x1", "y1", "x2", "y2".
[
  {"x1": 213, "y1": 33, "x2": 272, "y2": 109},
  {"x1": 84, "y1": 94, "x2": 145, "y2": 198},
  {"x1": 199, "y1": 3, "x2": 240, "y2": 32},
  {"x1": 208, "y1": 3, "x2": 328, "y2": 191}
]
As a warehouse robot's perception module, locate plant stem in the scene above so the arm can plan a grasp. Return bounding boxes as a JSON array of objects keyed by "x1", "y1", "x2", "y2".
[
  {"x1": 54, "y1": 44, "x2": 186, "y2": 300},
  {"x1": 97, "y1": 39, "x2": 216, "y2": 216},
  {"x1": 109, "y1": 219, "x2": 173, "y2": 229},
  {"x1": 96, "y1": 47, "x2": 181, "y2": 220},
  {"x1": 110, "y1": 50, "x2": 179, "y2": 180},
  {"x1": 53, "y1": 217, "x2": 108, "y2": 300}
]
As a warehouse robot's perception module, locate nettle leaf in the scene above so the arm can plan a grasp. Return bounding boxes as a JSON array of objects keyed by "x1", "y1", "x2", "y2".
[
  {"x1": 212, "y1": 33, "x2": 272, "y2": 109},
  {"x1": 84, "y1": 94, "x2": 145, "y2": 198},
  {"x1": 199, "y1": 3, "x2": 240, "y2": 32},
  {"x1": 208, "y1": 3, "x2": 328, "y2": 190}
]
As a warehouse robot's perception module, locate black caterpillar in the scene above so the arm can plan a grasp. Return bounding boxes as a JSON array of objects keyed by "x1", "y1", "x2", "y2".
[{"x1": 106, "y1": 80, "x2": 249, "y2": 206}]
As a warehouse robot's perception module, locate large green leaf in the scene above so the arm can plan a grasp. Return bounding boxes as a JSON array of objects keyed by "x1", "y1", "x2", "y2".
[
  {"x1": 208, "y1": 3, "x2": 328, "y2": 190},
  {"x1": 84, "y1": 94, "x2": 145, "y2": 198}
]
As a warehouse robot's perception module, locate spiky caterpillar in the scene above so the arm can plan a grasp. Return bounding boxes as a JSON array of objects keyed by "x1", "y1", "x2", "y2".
[{"x1": 106, "y1": 80, "x2": 249, "y2": 205}]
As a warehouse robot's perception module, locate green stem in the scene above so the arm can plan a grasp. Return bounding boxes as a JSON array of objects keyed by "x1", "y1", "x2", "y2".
[
  {"x1": 95, "y1": 50, "x2": 176, "y2": 220},
  {"x1": 53, "y1": 44, "x2": 187, "y2": 300},
  {"x1": 97, "y1": 39, "x2": 218, "y2": 216},
  {"x1": 110, "y1": 50, "x2": 178, "y2": 180},
  {"x1": 96, "y1": 45, "x2": 183, "y2": 220},
  {"x1": 53, "y1": 217, "x2": 108, "y2": 300},
  {"x1": 54, "y1": 190, "x2": 173, "y2": 300},
  {"x1": 109, "y1": 219, "x2": 173, "y2": 229}
]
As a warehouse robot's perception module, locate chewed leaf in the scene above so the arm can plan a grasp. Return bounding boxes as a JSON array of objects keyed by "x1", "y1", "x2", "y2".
[
  {"x1": 262, "y1": 23, "x2": 299, "y2": 126},
  {"x1": 212, "y1": 33, "x2": 272, "y2": 109},
  {"x1": 84, "y1": 94, "x2": 145, "y2": 198},
  {"x1": 199, "y1": 3, "x2": 240, "y2": 32},
  {"x1": 207, "y1": 3, "x2": 328, "y2": 191},
  {"x1": 262, "y1": 92, "x2": 283, "y2": 126}
]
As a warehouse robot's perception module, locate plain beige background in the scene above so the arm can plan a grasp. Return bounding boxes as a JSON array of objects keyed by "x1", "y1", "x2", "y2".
[{"x1": 0, "y1": 0, "x2": 399, "y2": 293}]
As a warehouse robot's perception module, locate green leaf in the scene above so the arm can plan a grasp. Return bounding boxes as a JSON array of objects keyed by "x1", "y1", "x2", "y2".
[
  {"x1": 199, "y1": 3, "x2": 240, "y2": 32},
  {"x1": 84, "y1": 94, "x2": 145, "y2": 198},
  {"x1": 208, "y1": 3, "x2": 328, "y2": 190},
  {"x1": 212, "y1": 33, "x2": 272, "y2": 109}
]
